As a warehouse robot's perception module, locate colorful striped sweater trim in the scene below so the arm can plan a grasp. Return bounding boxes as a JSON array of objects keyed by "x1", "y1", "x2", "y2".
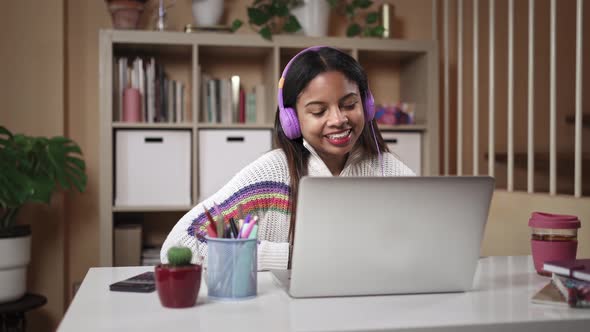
[{"x1": 188, "y1": 181, "x2": 291, "y2": 240}]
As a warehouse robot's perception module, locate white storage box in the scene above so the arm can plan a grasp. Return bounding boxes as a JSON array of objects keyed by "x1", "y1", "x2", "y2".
[
  {"x1": 199, "y1": 129, "x2": 272, "y2": 199},
  {"x1": 115, "y1": 130, "x2": 191, "y2": 206},
  {"x1": 381, "y1": 132, "x2": 422, "y2": 175}
]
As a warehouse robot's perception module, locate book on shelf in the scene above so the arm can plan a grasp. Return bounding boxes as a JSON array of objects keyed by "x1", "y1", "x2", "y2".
[
  {"x1": 230, "y1": 75, "x2": 240, "y2": 123},
  {"x1": 200, "y1": 68, "x2": 210, "y2": 123},
  {"x1": 146, "y1": 57, "x2": 156, "y2": 123},
  {"x1": 543, "y1": 259, "x2": 590, "y2": 282},
  {"x1": 112, "y1": 56, "x2": 119, "y2": 121},
  {"x1": 246, "y1": 91, "x2": 257, "y2": 123},
  {"x1": 115, "y1": 57, "x2": 128, "y2": 121},
  {"x1": 254, "y1": 84, "x2": 266, "y2": 124},
  {"x1": 212, "y1": 79, "x2": 220, "y2": 122},
  {"x1": 199, "y1": 71, "x2": 265, "y2": 124},
  {"x1": 113, "y1": 56, "x2": 188, "y2": 124},
  {"x1": 239, "y1": 88, "x2": 245, "y2": 123},
  {"x1": 220, "y1": 79, "x2": 232, "y2": 124},
  {"x1": 551, "y1": 273, "x2": 590, "y2": 308}
]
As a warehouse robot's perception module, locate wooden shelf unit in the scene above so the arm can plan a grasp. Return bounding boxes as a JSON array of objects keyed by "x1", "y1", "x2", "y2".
[{"x1": 99, "y1": 29, "x2": 439, "y2": 266}]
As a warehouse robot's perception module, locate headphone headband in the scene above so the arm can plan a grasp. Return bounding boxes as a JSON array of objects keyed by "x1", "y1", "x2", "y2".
[{"x1": 277, "y1": 46, "x2": 323, "y2": 119}]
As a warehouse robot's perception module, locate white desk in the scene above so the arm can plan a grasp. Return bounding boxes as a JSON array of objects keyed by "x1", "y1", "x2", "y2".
[{"x1": 58, "y1": 256, "x2": 590, "y2": 332}]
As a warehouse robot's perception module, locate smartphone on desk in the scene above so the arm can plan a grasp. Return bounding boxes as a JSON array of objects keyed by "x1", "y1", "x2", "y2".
[{"x1": 109, "y1": 271, "x2": 156, "y2": 293}]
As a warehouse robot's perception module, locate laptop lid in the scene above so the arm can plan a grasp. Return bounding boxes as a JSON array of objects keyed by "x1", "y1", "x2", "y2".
[{"x1": 287, "y1": 176, "x2": 494, "y2": 298}]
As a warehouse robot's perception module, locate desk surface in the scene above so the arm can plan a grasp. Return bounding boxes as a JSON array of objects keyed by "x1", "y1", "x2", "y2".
[{"x1": 58, "y1": 256, "x2": 590, "y2": 332}]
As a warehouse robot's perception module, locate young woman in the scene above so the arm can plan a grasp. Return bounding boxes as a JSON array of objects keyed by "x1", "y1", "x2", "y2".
[{"x1": 160, "y1": 46, "x2": 414, "y2": 270}]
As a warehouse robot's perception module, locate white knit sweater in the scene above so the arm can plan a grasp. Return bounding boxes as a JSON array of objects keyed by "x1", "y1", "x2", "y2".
[{"x1": 160, "y1": 140, "x2": 414, "y2": 270}]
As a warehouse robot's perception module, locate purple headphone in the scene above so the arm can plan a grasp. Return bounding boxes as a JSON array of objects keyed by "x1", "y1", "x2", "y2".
[{"x1": 277, "y1": 46, "x2": 376, "y2": 140}]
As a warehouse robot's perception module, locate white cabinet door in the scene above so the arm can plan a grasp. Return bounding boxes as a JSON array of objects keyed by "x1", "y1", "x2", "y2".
[
  {"x1": 381, "y1": 132, "x2": 422, "y2": 175},
  {"x1": 115, "y1": 130, "x2": 192, "y2": 206},
  {"x1": 199, "y1": 129, "x2": 272, "y2": 199}
]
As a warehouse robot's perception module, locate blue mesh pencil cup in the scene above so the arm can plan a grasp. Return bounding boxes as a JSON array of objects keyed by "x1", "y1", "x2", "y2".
[{"x1": 206, "y1": 237, "x2": 257, "y2": 300}]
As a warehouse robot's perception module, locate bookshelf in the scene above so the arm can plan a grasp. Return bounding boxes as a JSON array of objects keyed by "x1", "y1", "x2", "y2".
[{"x1": 99, "y1": 29, "x2": 439, "y2": 266}]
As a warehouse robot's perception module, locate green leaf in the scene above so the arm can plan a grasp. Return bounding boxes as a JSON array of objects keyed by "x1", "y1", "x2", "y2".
[
  {"x1": 28, "y1": 177, "x2": 54, "y2": 204},
  {"x1": 65, "y1": 166, "x2": 87, "y2": 192},
  {"x1": 354, "y1": 0, "x2": 372, "y2": 9},
  {"x1": 248, "y1": 7, "x2": 271, "y2": 26},
  {"x1": 259, "y1": 26, "x2": 272, "y2": 40},
  {"x1": 49, "y1": 136, "x2": 70, "y2": 144},
  {"x1": 66, "y1": 156, "x2": 86, "y2": 171},
  {"x1": 0, "y1": 126, "x2": 13, "y2": 139},
  {"x1": 326, "y1": 0, "x2": 339, "y2": 8},
  {"x1": 370, "y1": 25, "x2": 385, "y2": 37},
  {"x1": 0, "y1": 138, "x2": 9, "y2": 148},
  {"x1": 272, "y1": 1, "x2": 289, "y2": 17},
  {"x1": 283, "y1": 15, "x2": 301, "y2": 33},
  {"x1": 61, "y1": 143, "x2": 83, "y2": 155},
  {"x1": 346, "y1": 23, "x2": 362, "y2": 37},
  {"x1": 231, "y1": 19, "x2": 243, "y2": 32},
  {"x1": 345, "y1": 4, "x2": 355, "y2": 17},
  {"x1": 366, "y1": 12, "x2": 378, "y2": 24},
  {"x1": 0, "y1": 168, "x2": 31, "y2": 207},
  {"x1": 46, "y1": 151, "x2": 68, "y2": 190}
]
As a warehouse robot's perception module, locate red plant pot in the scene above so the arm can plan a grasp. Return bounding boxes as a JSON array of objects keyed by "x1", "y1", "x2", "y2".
[{"x1": 155, "y1": 264, "x2": 202, "y2": 308}]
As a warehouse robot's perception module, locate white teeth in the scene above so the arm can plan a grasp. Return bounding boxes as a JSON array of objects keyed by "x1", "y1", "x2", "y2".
[{"x1": 327, "y1": 130, "x2": 351, "y2": 139}]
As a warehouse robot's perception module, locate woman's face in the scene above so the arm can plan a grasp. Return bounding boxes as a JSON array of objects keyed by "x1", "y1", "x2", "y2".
[{"x1": 296, "y1": 71, "x2": 365, "y2": 170}]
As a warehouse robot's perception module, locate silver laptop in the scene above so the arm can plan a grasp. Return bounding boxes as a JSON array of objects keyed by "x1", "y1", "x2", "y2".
[{"x1": 272, "y1": 176, "x2": 495, "y2": 298}]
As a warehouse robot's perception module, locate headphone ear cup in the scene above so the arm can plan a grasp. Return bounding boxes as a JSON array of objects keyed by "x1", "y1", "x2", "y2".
[
  {"x1": 279, "y1": 107, "x2": 301, "y2": 139},
  {"x1": 364, "y1": 90, "x2": 375, "y2": 122}
]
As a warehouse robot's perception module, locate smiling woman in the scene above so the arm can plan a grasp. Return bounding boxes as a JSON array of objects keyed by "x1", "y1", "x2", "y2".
[{"x1": 160, "y1": 46, "x2": 414, "y2": 271}]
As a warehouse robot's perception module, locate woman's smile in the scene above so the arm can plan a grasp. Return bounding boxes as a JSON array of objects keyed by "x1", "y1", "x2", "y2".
[{"x1": 325, "y1": 129, "x2": 352, "y2": 146}]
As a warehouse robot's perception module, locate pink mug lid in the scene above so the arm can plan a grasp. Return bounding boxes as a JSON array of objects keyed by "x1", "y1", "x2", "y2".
[{"x1": 528, "y1": 211, "x2": 581, "y2": 229}]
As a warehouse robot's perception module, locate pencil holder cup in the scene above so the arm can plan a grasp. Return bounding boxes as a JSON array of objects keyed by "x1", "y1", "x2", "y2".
[
  {"x1": 205, "y1": 237, "x2": 257, "y2": 300},
  {"x1": 529, "y1": 212, "x2": 581, "y2": 276}
]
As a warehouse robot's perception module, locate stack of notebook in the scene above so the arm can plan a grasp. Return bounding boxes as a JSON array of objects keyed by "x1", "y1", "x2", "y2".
[{"x1": 532, "y1": 259, "x2": 590, "y2": 308}]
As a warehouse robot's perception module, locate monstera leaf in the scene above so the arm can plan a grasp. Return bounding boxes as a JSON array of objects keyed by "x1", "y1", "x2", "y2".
[{"x1": 0, "y1": 126, "x2": 87, "y2": 229}]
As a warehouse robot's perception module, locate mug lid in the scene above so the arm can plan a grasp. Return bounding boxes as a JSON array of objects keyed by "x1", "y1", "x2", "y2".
[{"x1": 528, "y1": 211, "x2": 581, "y2": 229}]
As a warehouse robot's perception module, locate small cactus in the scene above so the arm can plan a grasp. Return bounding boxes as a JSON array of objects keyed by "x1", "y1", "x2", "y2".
[{"x1": 167, "y1": 246, "x2": 192, "y2": 266}]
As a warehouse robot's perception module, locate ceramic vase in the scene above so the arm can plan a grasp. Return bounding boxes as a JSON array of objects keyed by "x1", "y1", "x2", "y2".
[
  {"x1": 192, "y1": 0, "x2": 224, "y2": 27},
  {"x1": 0, "y1": 226, "x2": 31, "y2": 303},
  {"x1": 291, "y1": 0, "x2": 330, "y2": 37}
]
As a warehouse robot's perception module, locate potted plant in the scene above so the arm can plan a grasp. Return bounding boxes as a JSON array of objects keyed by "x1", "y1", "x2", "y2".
[
  {"x1": 232, "y1": 0, "x2": 384, "y2": 39},
  {"x1": 0, "y1": 126, "x2": 87, "y2": 303},
  {"x1": 231, "y1": 0, "x2": 303, "y2": 40},
  {"x1": 105, "y1": 0, "x2": 149, "y2": 29},
  {"x1": 327, "y1": 0, "x2": 384, "y2": 37},
  {"x1": 155, "y1": 246, "x2": 202, "y2": 308}
]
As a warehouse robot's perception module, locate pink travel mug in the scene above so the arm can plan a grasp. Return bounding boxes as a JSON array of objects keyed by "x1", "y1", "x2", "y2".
[
  {"x1": 123, "y1": 87, "x2": 141, "y2": 122},
  {"x1": 529, "y1": 212, "x2": 581, "y2": 276}
]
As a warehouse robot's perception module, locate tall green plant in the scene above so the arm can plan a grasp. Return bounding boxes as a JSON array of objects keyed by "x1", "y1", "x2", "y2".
[{"x1": 0, "y1": 126, "x2": 87, "y2": 230}]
